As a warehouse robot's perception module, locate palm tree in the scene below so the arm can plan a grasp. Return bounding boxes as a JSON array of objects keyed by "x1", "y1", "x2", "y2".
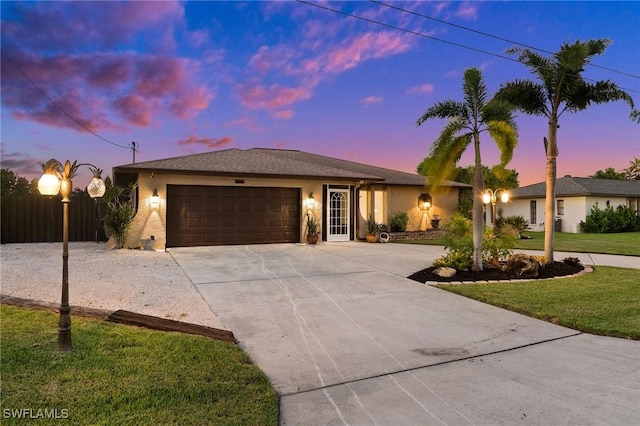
[
  {"x1": 417, "y1": 67, "x2": 518, "y2": 271},
  {"x1": 623, "y1": 158, "x2": 640, "y2": 180},
  {"x1": 495, "y1": 39, "x2": 636, "y2": 262}
]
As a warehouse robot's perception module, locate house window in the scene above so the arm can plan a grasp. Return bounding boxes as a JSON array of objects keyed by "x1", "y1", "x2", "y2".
[
  {"x1": 530, "y1": 200, "x2": 536, "y2": 225},
  {"x1": 557, "y1": 199, "x2": 564, "y2": 216}
]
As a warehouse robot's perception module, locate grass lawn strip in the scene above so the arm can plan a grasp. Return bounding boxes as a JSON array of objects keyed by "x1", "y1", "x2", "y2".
[
  {"x1": 437, "y1": 266, "x2": 640, "y2": 340},
  {"x1": 395, "y1": 231, "x2": 640, "y2": 256},
  {"x1": 0, "y1": 305, "x2": 278, "y2": 425}
]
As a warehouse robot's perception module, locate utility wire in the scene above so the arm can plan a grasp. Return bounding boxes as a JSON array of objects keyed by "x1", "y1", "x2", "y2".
[
  {"x1": 3, "y1": 54, "x2": 131, "y2": 150},
  {"x1": 296, "y1": 0, "x2": 639, "y2": 94},
  {"x1": 371, "y1": 0, "x2": 640, "y2": 80}
]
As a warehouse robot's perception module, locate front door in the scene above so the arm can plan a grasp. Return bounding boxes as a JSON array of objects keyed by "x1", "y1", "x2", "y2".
[{"x1": 327, "y1": 188, "x2": 350, "y2": 241}]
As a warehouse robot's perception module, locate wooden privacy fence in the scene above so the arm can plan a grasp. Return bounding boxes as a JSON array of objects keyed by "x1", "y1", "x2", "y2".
[{"x1": 1, "y1": 193, "x2": 106, "y2": 244}]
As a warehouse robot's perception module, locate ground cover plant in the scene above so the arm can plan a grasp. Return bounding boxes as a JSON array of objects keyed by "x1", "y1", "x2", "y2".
[
  {"x1": 0, "y1": 305, "x2": 278, "y2": 425},
  {"x1": 395, "y1": 231, "x2": 640, "y2": 256},
  {"x1": 436, "y1": 266, "x2": 640, "y2": 340}
]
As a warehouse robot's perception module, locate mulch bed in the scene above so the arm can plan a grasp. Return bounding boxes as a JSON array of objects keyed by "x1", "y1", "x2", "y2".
[{"x1": 408, "y1": 261, "x2": 584, "y2": 283}]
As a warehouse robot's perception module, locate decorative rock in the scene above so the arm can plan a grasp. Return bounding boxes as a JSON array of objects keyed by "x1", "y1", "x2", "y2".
[
  {"x1": 433, "y1": 267, "x2": 457, "y2": 278},
  {"x1": 505, "y1": 253, "x2": 540, "y2": 277}
]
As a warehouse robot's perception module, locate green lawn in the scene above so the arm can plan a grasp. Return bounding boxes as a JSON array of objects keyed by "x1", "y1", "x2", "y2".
[
  {"x1": 438, "y1": 266, "x2": 640, "y2": 339},
  {"x1": 396, "y1": 231, "x2": 640, "y2": 256},
  {"x1": 0, "y1": 305, "x2": 278, "y2": 425}
]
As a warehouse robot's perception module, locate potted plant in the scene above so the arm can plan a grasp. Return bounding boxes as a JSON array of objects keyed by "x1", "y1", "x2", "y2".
[
  {"x1": 366, "y1": 215, "x2": 378, "y2": 243},
  {"x1": 305, "y1": 213, "x2": 320, "y2": 244},
  {"x1": 431, "y1": 214, "x2": 441, "y2": 229}
]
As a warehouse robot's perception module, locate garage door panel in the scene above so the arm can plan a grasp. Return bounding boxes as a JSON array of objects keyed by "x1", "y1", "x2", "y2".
[{"x1": 167, "y1": 185, "x2": 300, "y2": 247}]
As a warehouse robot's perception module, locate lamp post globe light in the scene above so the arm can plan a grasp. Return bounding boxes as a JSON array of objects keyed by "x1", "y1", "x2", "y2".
[
  {"x1": 482, "y1": 188, "x2": 509, "y2": 227},
  {"x1": 38, "y1": 159, "x2": 105, "y2": 351}
]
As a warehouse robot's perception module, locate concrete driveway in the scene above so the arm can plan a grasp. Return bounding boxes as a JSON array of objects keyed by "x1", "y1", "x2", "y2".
[{"x1": 169, "y1": 243, "x2": 639, "y2": 425}]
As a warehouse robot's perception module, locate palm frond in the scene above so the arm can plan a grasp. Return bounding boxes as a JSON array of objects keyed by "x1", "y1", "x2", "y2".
[
  {"x1": 481, "y1": 99, "x2": 518, "y2": 132},
  {"x1": 486, "y1": 120, "x2": 518, "y2": 168},
  {"x1": 416, "y1": 100, "x2": 466, "y2": 126},
  {"x1": 462, "y1": 68, "x2": 487, "y2": 117},
  {"x1": 494, "y1": 80, "x2": 547, "y2": 116},
  {"x1": 425, "y1": 133, "x2": 472, "y2": 188}
]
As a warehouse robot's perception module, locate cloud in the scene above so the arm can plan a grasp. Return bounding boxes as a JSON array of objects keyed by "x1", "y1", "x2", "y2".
[
  {"x1": 235, "y1": 80, "x2": 312, "y2": 111},
  {"x1": 237, "y1": 29, "x2": 413, "y2": 117},
  {"x1": 0, "y1": 144, "x2": 42, "y2": 177},
  {"x1": 177, "y1": 135, "x2": 233, "y2": 149},
  {"x1": 1, "y1": 52, "x2": 213, "y2": 131},
  {"x1": 325, "y1": 32, "x2": 413, "y2": 74},
  {"x1": 1, "y1": 1, "x2": 184, "y2": 54},
  {"x1": 0, "y1": 2, "x2": 212, "y2": 132},
  {"x1": 276, "y1": 141, "x2": 287, "y2": 148},
  {"x1": 406, "y1": 83, "x2": 435, "y2": 95},
  {"x1": 223, "y1": 116, "x2": 264, "y2": 132},
  {"x1": 360, "y1": 96, "x2": 384, "y2": 106},
  {"x1": 271, "y1": 110, "x2": 295, "y2": 120},
  {"x1": 455, "y1": 2, "x2": 479, "y2": 20}
]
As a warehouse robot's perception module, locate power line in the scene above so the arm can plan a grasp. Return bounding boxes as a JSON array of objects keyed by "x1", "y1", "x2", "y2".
[
  {"x1": 296, "y1": 0, "x2": 639, "y2": 94},
  {"x1": 371, "y1": 0, "x2": 640, "y2": 80},
  {"x1": 3, "y1": 54, "x2": 131, "y2": 150}
]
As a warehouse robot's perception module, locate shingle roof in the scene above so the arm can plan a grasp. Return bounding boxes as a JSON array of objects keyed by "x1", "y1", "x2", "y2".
[
  {"x1": 510, "y1": 176, "x2": 640, "y2": 198},
  {"x1": 114, "y1": 148, "x2": 471, "y2": 188}
]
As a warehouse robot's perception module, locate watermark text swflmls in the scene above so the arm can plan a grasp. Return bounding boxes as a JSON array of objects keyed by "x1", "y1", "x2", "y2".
[{"x1": 3, "y1": 408, "x2": 69, "y2": 419}]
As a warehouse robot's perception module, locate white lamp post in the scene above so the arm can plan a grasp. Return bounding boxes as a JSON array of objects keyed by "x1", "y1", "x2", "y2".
[{"x1": 38, "y1": 159, "x2": 105, "y2": 351}]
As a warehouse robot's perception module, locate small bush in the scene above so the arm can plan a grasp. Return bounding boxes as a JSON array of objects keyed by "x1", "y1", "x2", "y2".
[
  {"x1": 581, "y1": 203, "x2": 640, "y2": 233},
  {"x1": 496, "y1": 215, "x2": 530, "y2": 237},
  {"x1": 388, "y1": 211, "x2": 409, "y2": 232},
  {"x1": 433, "y1": 213, "x2": 516, "y2": 270}
]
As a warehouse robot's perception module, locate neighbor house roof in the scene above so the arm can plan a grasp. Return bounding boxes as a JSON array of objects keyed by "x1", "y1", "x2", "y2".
[
  {"x1": 509, "y1": 176, "x2": 640, "y2": 198},
  {"x1": 113, "y1": 148, "x2": 471, "y2": 188}
]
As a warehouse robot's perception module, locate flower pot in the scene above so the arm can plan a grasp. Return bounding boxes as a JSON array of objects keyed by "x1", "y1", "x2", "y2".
[
  {"x1": 430, "y1": 219, "x2": 440, "y2": 229},
  {"x1": 366, "y1": 234, "x2": 377, "y2": 243},
  {"x1": 306, "y1": 234, "x2": 319, "y2": 245}
]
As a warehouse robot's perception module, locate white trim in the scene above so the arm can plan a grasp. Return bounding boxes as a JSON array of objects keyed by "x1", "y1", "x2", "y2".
[{"x1": 327, "y1": 188, "x2": 350, "y2": 241}]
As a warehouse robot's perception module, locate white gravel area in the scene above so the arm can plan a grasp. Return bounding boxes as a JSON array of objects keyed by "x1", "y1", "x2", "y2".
[{"x1": 0, "y1": 242, "x2": 223, "y2": 329}]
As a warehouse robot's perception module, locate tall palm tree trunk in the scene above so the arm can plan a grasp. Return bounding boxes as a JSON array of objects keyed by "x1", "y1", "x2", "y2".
[
  {"x1": 544, "y1": 119, "x2": 559, "y2": 262},
  {"x1": 472, "y1": 132, "x2": 484, "y2": 271}
]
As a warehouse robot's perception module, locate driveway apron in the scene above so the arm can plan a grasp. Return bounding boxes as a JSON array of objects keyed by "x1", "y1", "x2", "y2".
[{"x1": 169, "y1": 243, "x2": 639, "y2": 426}]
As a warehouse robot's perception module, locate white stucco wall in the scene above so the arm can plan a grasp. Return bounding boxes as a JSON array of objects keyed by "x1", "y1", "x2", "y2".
[{"x1": 502, "y1": 195, "x2": 631, "y2": 233}]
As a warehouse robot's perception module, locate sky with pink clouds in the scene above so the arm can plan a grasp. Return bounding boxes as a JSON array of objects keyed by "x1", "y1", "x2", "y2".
[{"x1": 1, "y1": 1, "x2": 639, "y2": 187}]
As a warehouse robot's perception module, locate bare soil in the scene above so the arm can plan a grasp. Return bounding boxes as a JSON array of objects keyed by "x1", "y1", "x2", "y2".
[{"x1": 408, "y1": 261, "x2": 584, "y2": 283}]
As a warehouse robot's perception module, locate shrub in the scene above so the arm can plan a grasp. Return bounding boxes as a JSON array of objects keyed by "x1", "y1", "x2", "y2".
[
  {"x1": 433, "y1": 213, "x2": 516, "y2": 270},
  {"x1": 366, "y1": 215, "x2": 379, "y2": 235},
  {"x1": 388, "y1": 211, "x2": 409, "y2": 232},
  {"x1": 103, "y1": 184, "x2": 135, "y2": 249},
  {"x1": 496, "y1": 215, "x2": 530, "y2": 237},
  {"x1": 581, "y1": 203, "x2": 640, "y2": 233}
]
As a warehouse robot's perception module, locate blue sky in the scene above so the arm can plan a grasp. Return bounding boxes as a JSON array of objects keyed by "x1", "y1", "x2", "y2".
[{"x1": 1, "y1": 1, "x2": 638, "y2": 186}]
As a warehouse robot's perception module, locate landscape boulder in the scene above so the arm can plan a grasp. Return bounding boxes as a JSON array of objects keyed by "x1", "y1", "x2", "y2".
[
  {"x1": 504, "y1": 253, "x2": 541, "y2": 277},
  {"x1": 433, "y1": 267, "x2": 457, "y2": 278}
]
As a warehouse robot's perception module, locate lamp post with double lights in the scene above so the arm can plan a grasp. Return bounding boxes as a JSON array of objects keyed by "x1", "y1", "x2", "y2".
[
  {"x1": 482, "y1": 188, "x2": 509, "y2": 227},
  {"x1": 38, "y1": 159, "x2": 106, "y2": 351}
]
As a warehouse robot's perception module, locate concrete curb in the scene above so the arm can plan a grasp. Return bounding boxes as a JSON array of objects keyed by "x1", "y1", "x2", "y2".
[{"x1": 1, "y1": 294, "x2": 236, "y2": 344}]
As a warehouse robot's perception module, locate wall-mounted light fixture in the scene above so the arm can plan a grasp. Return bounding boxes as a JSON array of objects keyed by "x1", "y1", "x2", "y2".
[
  {"x1": 306, "y1": 193, "x2": 316, "y2": 210},
  {"x1": 418, "y1": 193, "x2": 432, "y2": 211},
  {"x1": 151, "y1": 188, "x2": 160, "y2": 207}
]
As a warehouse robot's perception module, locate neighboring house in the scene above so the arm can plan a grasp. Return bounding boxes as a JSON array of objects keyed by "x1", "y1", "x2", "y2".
[
  {"x1": 112, "y1": 148, "x2": 471, "y2": 249},
  {"x1": 501, "y1": 176, "x2": 640, "y2": 233}
]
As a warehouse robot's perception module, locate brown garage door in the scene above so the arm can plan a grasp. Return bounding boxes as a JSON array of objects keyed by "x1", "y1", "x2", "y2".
[{"x1": 166, "y1": 185, "x2": 301, "y2": 247}]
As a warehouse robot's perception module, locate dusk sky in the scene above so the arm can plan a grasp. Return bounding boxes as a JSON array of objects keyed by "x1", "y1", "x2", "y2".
[{"x1": 1, "y1": 1, "x2": 639, "y2": 187}]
